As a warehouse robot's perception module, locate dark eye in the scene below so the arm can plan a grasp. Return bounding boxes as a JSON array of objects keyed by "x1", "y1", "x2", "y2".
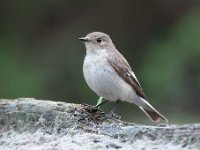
[{"x1": 96, "y1": 38, "x2": 102, "y2": 43}]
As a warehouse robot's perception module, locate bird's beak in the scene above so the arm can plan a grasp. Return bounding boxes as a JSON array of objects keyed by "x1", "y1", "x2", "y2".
[{"x1": 78, "y1": 37, "x2": 90, "y2": 42}]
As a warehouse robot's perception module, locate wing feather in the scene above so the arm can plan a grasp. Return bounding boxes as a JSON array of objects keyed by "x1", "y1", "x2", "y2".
[{"x1": 108, "y1": 52, "x2": 147, "y2": 99}]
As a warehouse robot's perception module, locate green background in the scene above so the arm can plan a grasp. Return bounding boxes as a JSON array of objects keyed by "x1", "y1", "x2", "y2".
[{"x1": 0, "y1": 0, "x2": 200, "y2": 124}]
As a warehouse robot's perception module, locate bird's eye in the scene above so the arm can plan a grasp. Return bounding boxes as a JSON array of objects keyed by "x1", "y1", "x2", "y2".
[{"x1": 96, "y1": 38, "x2": 102, "y2": 43}]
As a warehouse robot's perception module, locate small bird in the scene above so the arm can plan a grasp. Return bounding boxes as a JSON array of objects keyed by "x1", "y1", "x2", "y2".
[{"x1": 79, "y1": 32, "x2": 168, "y2": 122}]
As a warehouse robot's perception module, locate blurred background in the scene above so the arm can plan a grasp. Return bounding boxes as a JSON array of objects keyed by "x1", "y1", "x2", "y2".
[{"x1": 0, "y1": 0, "x2": 200, "y2": 124}]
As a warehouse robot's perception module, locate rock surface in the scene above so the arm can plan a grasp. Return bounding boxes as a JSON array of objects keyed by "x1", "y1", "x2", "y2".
[{"x1": 0, "y1": 98, "x2": 200, "y2": 150}]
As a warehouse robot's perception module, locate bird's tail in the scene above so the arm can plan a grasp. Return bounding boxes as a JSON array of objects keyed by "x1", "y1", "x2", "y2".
[{"x1": 135, "y1": 97, "x2": 168, "y2": 122}]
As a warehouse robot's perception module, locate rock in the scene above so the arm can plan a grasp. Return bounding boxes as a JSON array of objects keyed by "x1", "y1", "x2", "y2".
[{"x1": 0, "y1": 98, "x2": 200, "y2": 150}]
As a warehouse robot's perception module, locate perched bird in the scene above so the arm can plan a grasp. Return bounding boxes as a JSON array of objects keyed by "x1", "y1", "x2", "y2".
[{"x1": 79, "y1": 32, "x2": 168, "y2": 122}]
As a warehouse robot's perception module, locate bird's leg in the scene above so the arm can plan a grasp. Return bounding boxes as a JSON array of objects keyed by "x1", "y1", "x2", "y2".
[
  {"x1": 96, "y1": 96, "x2": 104, "y2": 107},
  {"x1": 107, "y1": 100, "x2": 120, "y2": 118},
  {"x1": 95, "y1": 97, "x2": 107, "y2": 108}
]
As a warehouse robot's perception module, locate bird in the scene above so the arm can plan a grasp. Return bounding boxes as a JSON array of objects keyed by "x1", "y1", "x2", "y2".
[{"x1": 79, "y1": 32, "x2": 168, "y2": 122}]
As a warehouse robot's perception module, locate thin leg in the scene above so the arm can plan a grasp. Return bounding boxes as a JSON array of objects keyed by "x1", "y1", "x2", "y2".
[
  {"x1": 110, "y1": 100, "x2": 120, "y2": 114},
  {"x1": 95, "y1": 99, "x2": 108, "y2": 108},
  {"x1": 96, "y1": 96, "x2": 104, "y2": 106},
  {"x1": 106, "y1": 100, "x2": 120, "y2": 118}
]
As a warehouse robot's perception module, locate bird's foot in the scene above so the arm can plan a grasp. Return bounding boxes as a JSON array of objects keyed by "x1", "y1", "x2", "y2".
[
  {"x1": 81, "y1": 103, "x2": 99, "y2": 112},
  {"x1": 81, "y1": 103, "x2": 106, "y2": 120},
  {"x1": 106, "y1": 111, "x2": 121, "y2": 120}
]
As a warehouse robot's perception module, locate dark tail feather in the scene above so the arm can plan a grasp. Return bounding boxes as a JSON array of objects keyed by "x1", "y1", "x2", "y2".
[
  {"x1": 139, "y1": 106, "x2": 168, "y2": 122},
  {"x1": 137, "y1": 98, "x2": 168, "y2": 122}
]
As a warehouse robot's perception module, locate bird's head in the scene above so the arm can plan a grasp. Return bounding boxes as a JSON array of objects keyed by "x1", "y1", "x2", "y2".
[{"x1": 79, "y1": 32, "x2": 115, "y2": 54}]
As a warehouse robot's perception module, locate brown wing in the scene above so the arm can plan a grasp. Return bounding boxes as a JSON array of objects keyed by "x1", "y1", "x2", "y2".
[{"x1": 108, "y1": 52, "x2": 147, "y2": 99}]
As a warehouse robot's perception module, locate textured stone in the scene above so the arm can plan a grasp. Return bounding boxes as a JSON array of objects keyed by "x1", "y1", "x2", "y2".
[{"x1": 0, "y1": 98, "x2": 200, "y2": 150}]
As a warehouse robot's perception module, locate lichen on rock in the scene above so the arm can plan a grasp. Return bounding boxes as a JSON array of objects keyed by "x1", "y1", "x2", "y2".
[{"x1": 0, "y1": 98, "x2": 200, "y2": 150}]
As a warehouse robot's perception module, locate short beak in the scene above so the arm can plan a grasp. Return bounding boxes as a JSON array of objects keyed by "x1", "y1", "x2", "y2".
[{"x1": 78, "y1": 37, "x2": 90, "y2": 42}]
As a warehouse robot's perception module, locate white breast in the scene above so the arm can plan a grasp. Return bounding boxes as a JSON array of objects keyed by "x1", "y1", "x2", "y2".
[{"x1": 83, "y1": 51, "x2": 138, "y2": 102}]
